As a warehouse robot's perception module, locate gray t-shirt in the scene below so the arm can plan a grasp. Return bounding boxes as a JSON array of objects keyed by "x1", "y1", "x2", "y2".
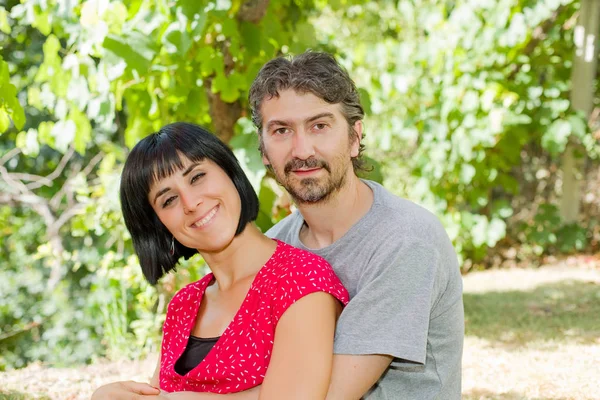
[{"x1": 266, "y1": 180, "x2": 464, "y2": 399}]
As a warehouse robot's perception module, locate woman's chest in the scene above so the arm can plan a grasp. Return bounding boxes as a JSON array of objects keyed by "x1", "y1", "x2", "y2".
[{"x1": 161, "y1": 286, "x2": 277, "y2": 392}]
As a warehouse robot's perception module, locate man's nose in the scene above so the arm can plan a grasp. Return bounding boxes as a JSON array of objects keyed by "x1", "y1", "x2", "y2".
[{"x1": 291, "y1": 130, "x2": 315, "y2": 160}]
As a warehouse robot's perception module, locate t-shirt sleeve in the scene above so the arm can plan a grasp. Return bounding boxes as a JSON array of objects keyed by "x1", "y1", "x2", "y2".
[
  {"x1": 271, "y1": 252, "x2": 349, "y2": 325},
  {"x1": 333, "y1": 240, "x2": 440, "y2": 368}
]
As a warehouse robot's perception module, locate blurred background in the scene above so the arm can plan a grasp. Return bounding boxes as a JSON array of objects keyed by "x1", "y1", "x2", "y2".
[{"x1": 0, "y1": 0, "x2": 599, "y2": 399}]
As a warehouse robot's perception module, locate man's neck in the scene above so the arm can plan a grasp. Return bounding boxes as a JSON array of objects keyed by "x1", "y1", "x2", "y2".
[{"x1": 297, "y1": 176, "x2": 373, "y2": 249}]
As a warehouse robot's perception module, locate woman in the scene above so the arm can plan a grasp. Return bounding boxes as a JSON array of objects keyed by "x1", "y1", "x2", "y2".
[{"x1": 92, "y1": 123, "x2": 349, "y2": 399}]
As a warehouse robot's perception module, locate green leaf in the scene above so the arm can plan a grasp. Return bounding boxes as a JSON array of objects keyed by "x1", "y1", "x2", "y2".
[
  {"x1": 176, "y1": 0, "x2": 207, "y2": 19},
  {"x1": 32, "y1": 8, "x2": 51, "y2": 36},
  {"x1": 0, "y1": 6, "x2": 11, "y2": 34},
  {"x1": 357, "y1": 155, "x2": 384, "y2": 184},
  {"x1": 9, "y1": 98, "x2": 26, "y2": 130},
  {"x1": 38, "y1": 121, "x2": 55, "y2": 147},
  {"x1": 256, "y1": 181, "x2": 277, "y2": 233},
  {"x1": 358, "y1": 88, "x2": 372, "y2": 115},
  {"x1": 459, "y1": 163, "x2": 476, "y2": 184},
  {"x1": 486, "y1": 218, "x2": 506, "y2": 247},
  {"x1": 16, "y1": 129, "x2": 40, "y2": 157},
  {"x1": 103, "y1": 32, "x2": 156, "y2": 74},
  {"x1": 568, "y1": 114, "x2": 587, "y2": 138},
  {"x1": 542, "y1": 119, "x2": 571, "y2": 155},
  {"x1": 162, "y1": 22, "x2": 191, "y2": 56},
  {"x1": 212, "y1": 73, "x2": 240, "y2": 103},
  {"x1": 221, "y1": 17, "x2": 238, "y2": 37},
  {"x1": 240, "y1": 22, "x2": 262, "y2": 56},
  {"x1": 0, "y1": 107, "x2": 9, "y2": 132},
  {"x1": 69, "y1": 108, "x2": 92, "y2": 155}
]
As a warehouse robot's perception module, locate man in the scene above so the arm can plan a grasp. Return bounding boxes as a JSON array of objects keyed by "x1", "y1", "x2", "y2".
[
  {"x1": 249, "y1": 51, "x2": 464, "y2": 399},
  {"x1": 93, "y1": 51, "x2": 463, "y2": 400}
]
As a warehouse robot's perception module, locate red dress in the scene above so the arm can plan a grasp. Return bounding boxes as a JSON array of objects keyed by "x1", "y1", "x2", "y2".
[{"x1": 159, "y1": 240, "x2": 349, "y2": 393}]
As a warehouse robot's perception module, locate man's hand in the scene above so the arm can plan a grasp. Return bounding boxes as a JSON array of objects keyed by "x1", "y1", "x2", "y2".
[{"x1": 91, "y1": 380, "x2": 164, "y2": 400}]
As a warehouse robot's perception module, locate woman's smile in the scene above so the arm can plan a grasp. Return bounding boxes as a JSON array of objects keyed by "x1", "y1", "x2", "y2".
[{"x1": 191, "y1": 204, "x2": 220, "y2": 229}]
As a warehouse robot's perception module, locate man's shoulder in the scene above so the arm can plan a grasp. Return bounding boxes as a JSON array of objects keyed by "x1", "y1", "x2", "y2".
[
  {"x1": 265, "y1": 210, "x2": 302, "y2": 240},
  {"x1": 365, "y1": 180, "x2": 448, "y2": 242},
  {"x1": 272, "y1": 239, "x2": 330, "y2": 268}
]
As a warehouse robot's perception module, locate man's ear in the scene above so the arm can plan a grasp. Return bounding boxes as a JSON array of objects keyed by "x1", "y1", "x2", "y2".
[{"x1": 350, "y1": 120, "x2": 363, "y2": 158}]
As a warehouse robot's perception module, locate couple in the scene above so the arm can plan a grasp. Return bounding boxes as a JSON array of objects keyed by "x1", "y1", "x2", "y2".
[{"x1": 92, "y1": 51, "x2": 464, "y2": 400}]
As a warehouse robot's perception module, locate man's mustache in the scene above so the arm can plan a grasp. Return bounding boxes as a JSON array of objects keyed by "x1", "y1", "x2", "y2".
[{"x1": 284, "y1": 158, "x2": 331, "y2": 174}]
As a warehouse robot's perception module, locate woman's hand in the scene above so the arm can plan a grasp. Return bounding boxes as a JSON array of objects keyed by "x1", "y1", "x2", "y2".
[{"x1": 91, "y1": 380, "x2": 163, "y2": 399}]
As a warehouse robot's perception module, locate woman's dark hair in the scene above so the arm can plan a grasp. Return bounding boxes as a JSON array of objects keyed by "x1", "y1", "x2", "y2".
[{"x1": 119, "y1": 122, "x2": 259, "y2": 284}]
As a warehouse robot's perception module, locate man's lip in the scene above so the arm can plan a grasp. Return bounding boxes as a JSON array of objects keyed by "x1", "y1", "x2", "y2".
[
  {"x1": 190, "y1": 205, "x2": 219, "y2": 227},
  {"x1": 292, "y1": 168, "x2": 322, "y2": 174}
]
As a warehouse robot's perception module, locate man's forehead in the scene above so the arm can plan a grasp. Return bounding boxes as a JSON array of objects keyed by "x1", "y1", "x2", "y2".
[{"x1": 261, "y1": 90, "x2": 341, "y2": 121}]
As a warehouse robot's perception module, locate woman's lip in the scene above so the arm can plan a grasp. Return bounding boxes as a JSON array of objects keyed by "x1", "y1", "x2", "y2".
[{"x1": 190, "y1": 205, "x2": 219, "y2": 228}]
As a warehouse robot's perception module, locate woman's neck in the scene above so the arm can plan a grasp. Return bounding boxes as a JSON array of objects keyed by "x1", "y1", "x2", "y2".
[{"x1": 200, "y1": 225, "x2": 277, "y2": 290}]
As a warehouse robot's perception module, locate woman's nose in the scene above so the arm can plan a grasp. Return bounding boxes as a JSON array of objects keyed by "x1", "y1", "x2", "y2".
[{"x1": 181, "y1": 192, "x2": 203, "y2": 214}]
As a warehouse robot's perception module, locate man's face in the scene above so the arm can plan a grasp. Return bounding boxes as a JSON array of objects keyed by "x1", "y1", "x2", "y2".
[{"x1": 259, "y1": 89, "x2": 361, "y2": 204}]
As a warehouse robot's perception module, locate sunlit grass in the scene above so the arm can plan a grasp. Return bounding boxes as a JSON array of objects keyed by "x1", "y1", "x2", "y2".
[
  {"x1": 0, "y1": 392, "x2": 50, "y2": 400},
  {"x1": 464, "y1": 280, "x2": 600, "y2": 346}
]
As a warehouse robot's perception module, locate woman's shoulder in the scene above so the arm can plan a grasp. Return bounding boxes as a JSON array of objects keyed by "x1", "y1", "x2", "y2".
[
  {"x1": 265, "y1": 240, "x2": 349, "y2": 319},
  {"x1": 168, "y1": 273, "x2": 214, "y2": 308},
  {"x1": 269, "y1": 240, "x2": 334, "y2": 275}
]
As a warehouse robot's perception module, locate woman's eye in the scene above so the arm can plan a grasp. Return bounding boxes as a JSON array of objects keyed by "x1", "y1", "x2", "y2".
[
  {"x1": 190, "y1": 172, "x2": 205, "y2": 184},
  {"x1": 162, "y1": 196, "x2": 176, "y2": 208}
]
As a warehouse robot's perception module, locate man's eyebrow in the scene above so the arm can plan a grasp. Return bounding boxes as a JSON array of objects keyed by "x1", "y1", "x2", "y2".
[
  {"x1": 265, "y1": 119, "x2": 291, "y2": 131},
  {"x1": 305, "y1": 112, "x2": 335, "y2": 123},
  {"x1": 265, "y1": 113, "x2": 336, "y2": 131}
]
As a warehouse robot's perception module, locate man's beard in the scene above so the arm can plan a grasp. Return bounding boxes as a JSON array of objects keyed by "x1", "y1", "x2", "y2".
[{"x1": 275, "y1": 156, "x2": 348, "y2": 204}]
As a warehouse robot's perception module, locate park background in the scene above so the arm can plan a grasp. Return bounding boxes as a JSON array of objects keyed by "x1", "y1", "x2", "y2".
[{"x1": 1, "y1": 0, "x2": 599, "y2": 399}]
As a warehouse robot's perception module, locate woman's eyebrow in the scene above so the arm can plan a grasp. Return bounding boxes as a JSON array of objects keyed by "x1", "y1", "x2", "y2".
[{"x1": 153, "y1": 187, "x2": 170, "y2": 205}]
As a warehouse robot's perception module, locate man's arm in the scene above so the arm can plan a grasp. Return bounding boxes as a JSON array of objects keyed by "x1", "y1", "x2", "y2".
[
  {"x1": 164, "y1": 387, "x2": 259, "y2": 400},
  {"x1": 326, "y1": 354, "x2": 392, "y2": 400}
]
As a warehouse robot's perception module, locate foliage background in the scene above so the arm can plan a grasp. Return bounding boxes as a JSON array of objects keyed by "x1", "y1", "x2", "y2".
[{"x1": 0, "y1": 0, "x2": 598, "y2": 370}]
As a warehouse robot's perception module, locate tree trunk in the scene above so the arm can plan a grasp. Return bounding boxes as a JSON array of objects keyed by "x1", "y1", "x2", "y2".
[
  {"x1": 560, "y1": 0, "x2": 599, "y2": 223},
  {"x1": 205, "y1": 0, "x2": 271, "y2": 144}
]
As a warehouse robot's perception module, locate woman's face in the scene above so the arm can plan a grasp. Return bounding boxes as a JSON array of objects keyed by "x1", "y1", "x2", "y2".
[{"x1": 147, "y1": 156, "x2": 242, "y2": 253}]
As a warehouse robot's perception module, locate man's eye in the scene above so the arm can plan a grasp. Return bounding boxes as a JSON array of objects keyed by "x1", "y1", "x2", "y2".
[
  {"x1": 191, "y1": 172, "x2": 205, "y2": 184},
  {"x1": 162, "y1": 196, "x2": 176, "y2": 208},
  {"x1": 314, "y1": 123, "x2": 327, "y2": 130},
  {"x1": 274, "y1": 127, "x2": 289, "y2": 135}
]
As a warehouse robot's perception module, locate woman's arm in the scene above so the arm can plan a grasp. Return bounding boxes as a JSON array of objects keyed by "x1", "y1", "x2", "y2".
[
  {"x1": 150, "y1": 352, "x2": 161, "y2": 388},
  {"x1": 259, "y1": 291, "x2": 340, "y2": 400}
]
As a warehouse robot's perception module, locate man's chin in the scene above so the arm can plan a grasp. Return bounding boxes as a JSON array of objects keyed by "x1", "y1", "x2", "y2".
[{"x1": 288, "y1": 188, "x2": 329, "y2": 204}]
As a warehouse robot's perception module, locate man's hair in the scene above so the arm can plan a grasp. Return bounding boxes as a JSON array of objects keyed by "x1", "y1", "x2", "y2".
[
  {"x1": 119, "y1": 122, "x2": 259, "y2": 285},
  {"x1": 249, "y1": 51, "x2": 368, "y2": 172}
]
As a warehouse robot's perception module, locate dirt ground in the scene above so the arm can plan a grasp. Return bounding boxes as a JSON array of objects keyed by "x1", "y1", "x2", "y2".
[
  {"x1": 461, "y1": 258, "x2": 600, "y2": 400},
  {"x1": 1, "y1": 257, "x2": 599, "y2": 400}
]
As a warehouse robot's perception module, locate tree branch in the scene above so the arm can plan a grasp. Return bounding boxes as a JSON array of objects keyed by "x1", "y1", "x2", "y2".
[
  {"x1": 237, "y1": 0, "x2": 270, "y2": 23},
  {"x1": 0, "y1": 147, "x2": 21, "y2": 165}
]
